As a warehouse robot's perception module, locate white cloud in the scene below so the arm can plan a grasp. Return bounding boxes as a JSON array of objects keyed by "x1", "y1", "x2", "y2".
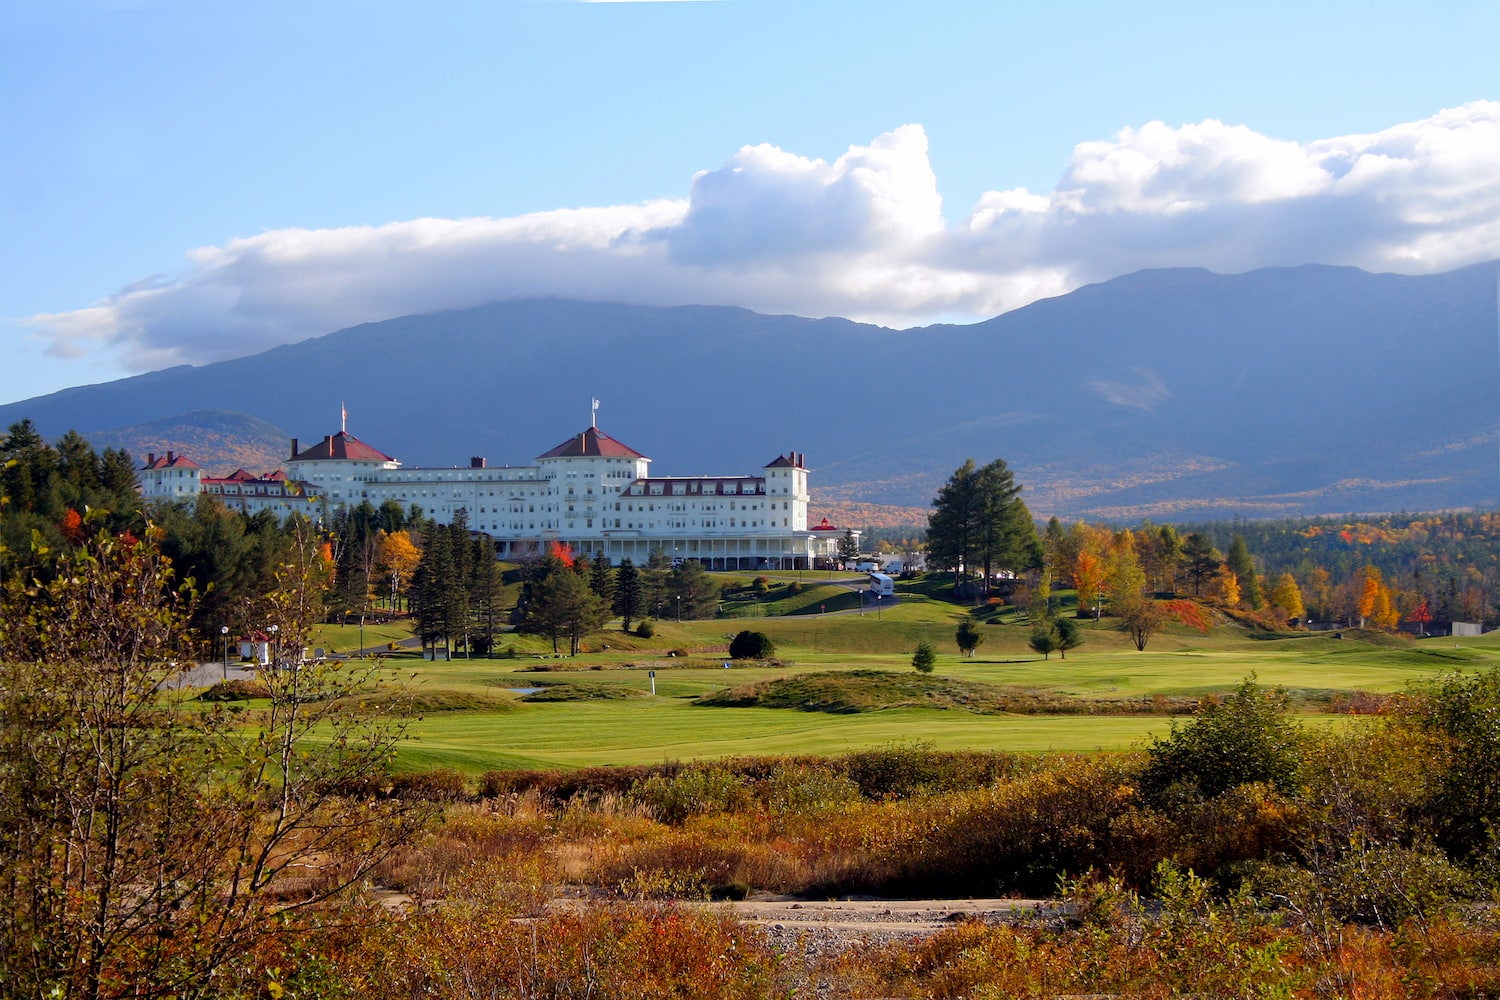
[{"x1": 28, "y1": 102, "x2": 1500, "y2": 370}]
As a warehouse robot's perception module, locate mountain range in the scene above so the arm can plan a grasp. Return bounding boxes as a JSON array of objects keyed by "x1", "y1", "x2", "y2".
[{"x1": 4, "y1": 261, "x2": 1497, "y2": 522}]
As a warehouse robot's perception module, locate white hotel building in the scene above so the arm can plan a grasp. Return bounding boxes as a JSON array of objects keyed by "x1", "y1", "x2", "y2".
[{"x1": 139, "y1": 423, "x2": 850, "y2": 570}]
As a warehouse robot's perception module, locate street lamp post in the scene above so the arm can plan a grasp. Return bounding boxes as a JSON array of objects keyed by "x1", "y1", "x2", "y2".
[
  {"x1": 268, "y1": 624, "x2": 279, "y2": 669},
  {"x1": 675, "y1": 595, "x2": 681, "y2": 623},
  {"x1": 220, "y1": 625, "x2": 229, "y2": 680},
  {"x1": 876, "y1": 594, "x2": 882, "y2": 620}
]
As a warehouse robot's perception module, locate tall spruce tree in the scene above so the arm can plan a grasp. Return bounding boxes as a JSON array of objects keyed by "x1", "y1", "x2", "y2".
[
  {"x1": 1182, "y1": 533, "x2": 1221, "y2": 596},
  {"x1": 928, "y1": 457, "x2": 1038, "y2": 595},
  {"x1": 1226, "y1": 534, "x2": 1263, "y2": 609},
  {"x1": 469, "y1": 535, "x2": 503, "y2": 654},
  {"x1": 524, "y1": 561, "x2": 609, "y2": 655},
  {"x1": 613, "y1": 557, "x2": 642, "y2": 632},
  {"x1": 589, "y1": 551, "x2": 615, "y2": 608},
  {"x1": 667, "y1": 559, "x2": 720, "y2": 620}
]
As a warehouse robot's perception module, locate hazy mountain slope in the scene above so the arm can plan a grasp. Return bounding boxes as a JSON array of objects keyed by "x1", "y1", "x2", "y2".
[
  {"x1": 3, "y1": 262, "x2": 1495, "y2": 520},
  {"x1": 84, "y1": 410, "x2": 291, "y2": 478}
]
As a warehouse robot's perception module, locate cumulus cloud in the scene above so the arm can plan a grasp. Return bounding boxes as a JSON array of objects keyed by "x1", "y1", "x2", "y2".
[{"x1": 28, "y1": 102, "x2": 1500, "y2": 370}]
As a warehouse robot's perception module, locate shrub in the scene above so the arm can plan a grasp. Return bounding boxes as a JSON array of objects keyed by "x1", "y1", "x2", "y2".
[
  {"x1": 1252, "y1": 843, "x2": 1474, "y2": 929},
  {"x1": 196, "y1": 678, "x2": 270, "y2": 701},
  {"x1": 847, "y1": 756, "x2": 1163, "y2": 897},
  {"x1": 759, "y1": 763, "x2": 861, "y2": 814},
  {"x1": 1140, "y1": 677, "x2": 1303, "y2": 809},
  {"x1": 636, "y1": 619, "x2": 655, "y2": 638},
  {"x1": 838, "y1": 744, "x2": 1021, "y2": 799},
  {"x1": 1406, "y1": 667, "x2": 1500, "y2": 861},
  {"x1": 628, "y1": 766, "x2": 752, "y2": 824},
  {"x1": 911, "y1": 641, "x2": 936, "y2": 673},
  {"x1": 729, "y1": 630, "x2": 776, "y2": 660},
  {"x1": 388, "y1": 768, "x2": 471, "y2": 802}
]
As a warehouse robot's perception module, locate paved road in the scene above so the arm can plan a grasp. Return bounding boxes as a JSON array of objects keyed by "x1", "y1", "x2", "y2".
[{"x1": 168, "y1": 661, "x2": 259, "y2": 689}]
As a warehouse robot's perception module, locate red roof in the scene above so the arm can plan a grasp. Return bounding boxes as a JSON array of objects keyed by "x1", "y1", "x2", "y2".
[
  {"x1": 537, "y1": 427, "x2": 646, "y2": 460},
  {"x1": 141, "y1": 451, "x2": 201, "y2": 470},
  {"x1": 289, "y1": 431, "x2": 396, "y2": 463},
  {"x1": 809, "y1": 517, "x2": 840, "y2": 532}
]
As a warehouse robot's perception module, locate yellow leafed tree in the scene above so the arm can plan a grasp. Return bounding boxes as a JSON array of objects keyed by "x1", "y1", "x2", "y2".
[
  {"x1": 376, "y1": 528, "x2": 423, "y2": 611},
  {"x1": 1357, "y1": 565, "x2": 1382, "y2": 627},
  {"x1": 1269, "y1": 572, "x2": 1305, "y2": 621},
  {"x1": 1212, "y1": 567, "x2": 1241, "y2": 607}
]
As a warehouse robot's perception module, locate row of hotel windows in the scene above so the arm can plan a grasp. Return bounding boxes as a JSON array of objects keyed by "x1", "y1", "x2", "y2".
[{"x1": 426, "y1": 517, "x2": 794, "y2": 532}]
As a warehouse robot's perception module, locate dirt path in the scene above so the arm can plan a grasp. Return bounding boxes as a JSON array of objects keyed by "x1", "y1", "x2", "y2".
[{"x1": 703, "y1": 895, "x2": 1055, "y2": 937}]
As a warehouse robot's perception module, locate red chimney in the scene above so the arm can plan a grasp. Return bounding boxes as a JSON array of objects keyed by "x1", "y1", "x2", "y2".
[
  {"x1": 166, "y1": 451, "x2": 175, "y2": 463},
  {"x1": 290, "y1": 438, "x2": 299, "y2": 459},
  {"x1": 147, "y1": 452, "x2": 156, "y2": 466}
]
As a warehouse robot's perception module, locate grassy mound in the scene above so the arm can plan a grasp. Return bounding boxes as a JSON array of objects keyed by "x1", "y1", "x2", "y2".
[
  {"x1": 697, "y1": 669, "x2": 1197, "y2": 716},
  {"x1": 338, "y1": 688, "x2": 522, "y2": 714},
  {"x1": 522, "y1": 682, "x2": 652, "y2": 703}
]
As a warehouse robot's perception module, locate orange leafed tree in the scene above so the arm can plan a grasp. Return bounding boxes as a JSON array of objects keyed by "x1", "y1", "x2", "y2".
[
  {"x1": 1073, "y1": 549, "x2": 1107, "y2": 619},
  {"x1": 1357, "y1": 566, "x2": 1382, "y2": 627},
  {"x1": 548, "y1": 540, "x2": 576, "y2": 567},
  {"x1": 1211, "y1": 568, "x2": 1241, "y2": 607}
]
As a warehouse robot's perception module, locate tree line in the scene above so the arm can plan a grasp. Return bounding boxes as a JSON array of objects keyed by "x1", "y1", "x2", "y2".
[{"x1": 923, "y1": 455, "x2": 1497, "y2": 646}]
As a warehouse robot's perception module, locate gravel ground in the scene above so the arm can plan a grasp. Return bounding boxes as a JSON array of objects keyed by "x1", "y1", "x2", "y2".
[{"x1": 699, "y1": 895, "x2": 1061, "y2": 1000}]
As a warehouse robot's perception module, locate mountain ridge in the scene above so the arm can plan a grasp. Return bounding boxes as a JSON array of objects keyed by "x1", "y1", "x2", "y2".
[{"x1": 3, "y1": 262, "x2": 1496, "y2": 520}]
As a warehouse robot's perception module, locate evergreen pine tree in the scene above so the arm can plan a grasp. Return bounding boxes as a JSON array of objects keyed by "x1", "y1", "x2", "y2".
[
  {"x1": 1227, "y1": 534, "x2": 1262, "y2": 609},
  {"x1": 614, "y1": 558, "x2": 642, "y2": 632}
]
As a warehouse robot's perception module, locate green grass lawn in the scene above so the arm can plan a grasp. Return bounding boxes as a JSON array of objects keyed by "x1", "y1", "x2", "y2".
[
  {"x1": 308, "y1": 620, "x2": 415, "y2": 653},
  {"x1": 365, "y1": 590, "x2": 1500, "y2": 772}
]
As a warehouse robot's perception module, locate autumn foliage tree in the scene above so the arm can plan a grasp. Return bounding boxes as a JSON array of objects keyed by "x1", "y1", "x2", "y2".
[
  {"x1": 375, "y1": 528, "x2": 422, "y2": 611},
  {"x1": 1073, "y1": 548, "x2": 1107, "y2": 620},
  {"x1": 1268, "y1": 572, "x2": 1306, "y2": 623},
  {"x1": 0, "y1": 517, "x2": 426, "y2": 999},
  {"x1": 1117, "y1": 595, "x2": 1165, "y2": 651}
]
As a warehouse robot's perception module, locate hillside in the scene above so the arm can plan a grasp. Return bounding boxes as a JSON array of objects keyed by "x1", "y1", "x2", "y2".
[
  {"x1": 3, "y1": 262, "x2": 1496, "y2": 519},
  {"x1": 84, "y1": 410, "x2": 291, "y2": 478}
]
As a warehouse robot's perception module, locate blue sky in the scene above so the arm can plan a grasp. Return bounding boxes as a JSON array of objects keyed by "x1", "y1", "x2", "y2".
[{"x1": 4, "y1": 0, "x2": 1499, "y2": 406}]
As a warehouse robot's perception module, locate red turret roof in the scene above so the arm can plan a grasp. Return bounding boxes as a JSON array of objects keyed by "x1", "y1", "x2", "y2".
[
  {"x1": 141, "y1": 451, "x2": 201, "y2": 470},
  {"x1": 289, "y1": 431, "x2": 396, "y2": 463},
  {"x1": 809, "y1": 517, "x2": 840, "y2": 532},
  {"x1": 764, "y1": 452, "x2": 806, "y2": 469},
  {"x1": 537, "y1": 427, "x2": 646, "y2": 460}
]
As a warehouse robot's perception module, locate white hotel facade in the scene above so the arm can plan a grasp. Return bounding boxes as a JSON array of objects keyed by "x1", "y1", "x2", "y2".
[{"x1": 139, "y1": 423, "x2": 850, "y2": 570}]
